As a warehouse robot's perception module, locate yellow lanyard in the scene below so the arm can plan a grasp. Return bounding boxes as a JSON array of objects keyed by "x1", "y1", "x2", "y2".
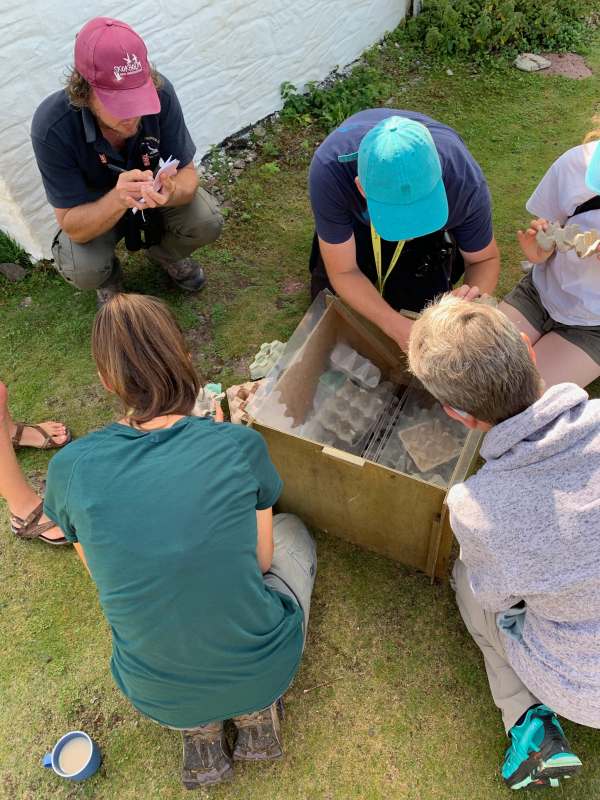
[{"x1": 370, "y1": 224, "x2": 405, "y2": 296}]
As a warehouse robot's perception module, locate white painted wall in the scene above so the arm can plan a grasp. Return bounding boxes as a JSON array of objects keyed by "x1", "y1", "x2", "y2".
[{"x1": 1, "y1": 1, "x2": 408, "y2": 259}]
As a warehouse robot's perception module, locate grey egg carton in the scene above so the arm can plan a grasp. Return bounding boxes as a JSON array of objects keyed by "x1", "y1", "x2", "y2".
[
  {"x1": 329, "y1": 342, "x2": 382, "y2": 389},
  {"x1": 536, "y1": 222, "x2": 600, "y2": 259},
  {"x1": 366, "y1": 386, "x2": 466, "y2": 487},
  {"x1": 399, "y1": 418, "x2": 464, "y2": 472},
  {"x1": 313, "y1": 380, "x2": 387, "y2": 448},
  {"x1": 302, "y1": 378, "x2": 395, "y2": 452}
]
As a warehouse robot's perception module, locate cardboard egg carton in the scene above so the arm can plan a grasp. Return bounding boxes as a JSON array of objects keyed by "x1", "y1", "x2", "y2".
[
  {"x1": 226, "y1": 380, "x2": 264, "y2": 425},
  {"x1": 398, "y1": 419, "x2": 464, "y2": 472},
  {"x1": 249, "y1": 340, "x2": 286, "y2": 380},
  {"x1": 330, "y1": 342, "x2": 381, "y2": 389},
  {"x1": 365, "y1": 382, "x2": 466, "y2": 485},
  {"x1": 536, "y1": 222, "x2": 600, "y2": 259},
  {"x1": 315, "y1": 379, "x2": 387, "y2": 447}
]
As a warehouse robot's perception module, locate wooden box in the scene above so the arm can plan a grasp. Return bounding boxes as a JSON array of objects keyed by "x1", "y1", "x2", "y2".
[{"x1": 248, "y1": 296, "x2": 482, "y2": 579}]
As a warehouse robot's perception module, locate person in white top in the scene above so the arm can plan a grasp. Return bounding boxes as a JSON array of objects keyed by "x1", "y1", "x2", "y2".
[{"x1": 500, "y1": 123, "x2": 600, "y2": 388}]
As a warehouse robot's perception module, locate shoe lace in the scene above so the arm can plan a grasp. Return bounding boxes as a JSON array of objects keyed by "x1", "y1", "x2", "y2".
[{"x1": 538, "y1": 716, "x2": 566, "y2": 759}]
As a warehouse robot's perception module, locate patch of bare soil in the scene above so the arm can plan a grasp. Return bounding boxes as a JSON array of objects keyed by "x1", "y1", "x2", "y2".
[
  {"x1": 282, "y1": 279, "x2": 305, "y2": 295},
  {"x1": 542, "y1": 53, "x2": 593, "y2": 79}
]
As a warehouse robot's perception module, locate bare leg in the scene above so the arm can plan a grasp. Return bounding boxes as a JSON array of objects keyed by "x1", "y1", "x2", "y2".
[
  {"x1": 498, "y1": 301, "x2": 543, "y2": 345},
  {"x1": 532, "y1": 333, "x2": 600, "y2": 389},
  {"x1": 0, "y1": 383, "x2": 64, "y2": 540},
  {"x1": 498, "y1": 302, "x2": 600, "y2": 387}
]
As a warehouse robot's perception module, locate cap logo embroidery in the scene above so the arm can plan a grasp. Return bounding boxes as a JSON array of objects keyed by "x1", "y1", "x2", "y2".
[{"x1": 113, "y1": 52, "x2": 142, "y2": 82}]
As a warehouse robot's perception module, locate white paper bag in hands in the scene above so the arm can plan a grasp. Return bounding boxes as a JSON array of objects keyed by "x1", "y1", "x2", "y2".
[{"x1": 132, "y1": 156, "x2": 179, "y2": 214}]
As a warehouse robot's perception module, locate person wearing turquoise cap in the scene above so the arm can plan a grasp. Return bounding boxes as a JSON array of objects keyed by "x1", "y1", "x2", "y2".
[
  {"x1": 309, "y1": 109, "x2": 500, "y2": 349},
  {"x1": 498, "y1": 118, "x2": 600, "y2": 388}
]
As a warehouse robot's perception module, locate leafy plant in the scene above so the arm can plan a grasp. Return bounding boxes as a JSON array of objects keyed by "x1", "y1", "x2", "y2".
[
  {"x1": 280, "y1": 64, "x2": 391, "y2": 131},
  {"x1": 406, "y1": 0, "x2": 592, "y2": 58},
  {"x1": 260, "y1": 137, "x2": 281, "y2": 158},
  {"x1": 0, "y1": 230, "x2": 32, "y2": 268},
  {"x1": 259, "y1": 161, "x2": 281, "y2": 177}
]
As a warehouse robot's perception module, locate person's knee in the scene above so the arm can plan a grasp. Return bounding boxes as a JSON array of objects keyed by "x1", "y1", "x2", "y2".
[
  {"x1": 170, "y1": 191, "x2": 224, "y2": 249},
  {"x1": 272, "y1": 514, "x2": 316, "y2": 567},
  {"x1": 52, "y1": 232, "x2": 115, "y2": 290},
  {"x1": 186, "y1": 208, "x2": 224, "y2": 248}
]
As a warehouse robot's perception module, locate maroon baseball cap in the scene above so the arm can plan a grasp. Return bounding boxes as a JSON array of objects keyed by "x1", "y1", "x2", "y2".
[{"x1": 74, "y1": 17, "x2": 160, "y2": 119}]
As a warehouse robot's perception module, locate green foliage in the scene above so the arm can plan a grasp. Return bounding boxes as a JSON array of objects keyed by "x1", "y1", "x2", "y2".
[
  {"x1": 260, "y1": 137, "x2": 281, "y2": 158},
  {"x1": 0, "y1": 230, "x2": 32, "y2": 268},
  {"x1": 280, "y1": 65, "x2": 391, "y2": 131},
  {"x1": 259, "y1": 161, "x2": 281, "y2": 177},
  {"x1": 407, "y1": 0, "x2": 591, "y2": 57}
]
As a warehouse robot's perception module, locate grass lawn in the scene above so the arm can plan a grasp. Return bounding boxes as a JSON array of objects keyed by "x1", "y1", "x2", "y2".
[{"x1": 2, "y1": 29, "x2": 600, "y2": 800}]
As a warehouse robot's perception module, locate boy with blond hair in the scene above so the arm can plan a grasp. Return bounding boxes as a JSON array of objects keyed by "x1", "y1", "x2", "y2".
[{"x1": 408, "y1": 295, "x2": 600, "y2": 790}]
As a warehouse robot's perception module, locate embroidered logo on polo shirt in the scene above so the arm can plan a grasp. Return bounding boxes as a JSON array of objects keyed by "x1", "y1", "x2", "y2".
[{"x1": 113, "y1": 53, "x2": 142, "y2": 82}]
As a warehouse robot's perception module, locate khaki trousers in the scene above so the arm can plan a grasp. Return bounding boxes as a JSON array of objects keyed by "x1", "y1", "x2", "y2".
[
  {"x1": 263, "y1": 513, "x2": 317, "y2": 647},
  {"x1": 453, "y1": 559, "x2": 538, "y2": 732},
  {"x1": 51, "y1": 188, "x2": 223, "y2": 290}
]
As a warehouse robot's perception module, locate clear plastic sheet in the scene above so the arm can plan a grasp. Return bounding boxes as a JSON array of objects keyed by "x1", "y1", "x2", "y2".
[{"x1": 248, "y1": 292, "x2": 467, "y2": 488}]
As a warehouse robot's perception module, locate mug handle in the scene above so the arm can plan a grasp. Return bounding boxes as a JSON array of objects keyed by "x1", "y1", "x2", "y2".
[{"x1": 42, "y1": 753, "x2": 53, "y2": 768}]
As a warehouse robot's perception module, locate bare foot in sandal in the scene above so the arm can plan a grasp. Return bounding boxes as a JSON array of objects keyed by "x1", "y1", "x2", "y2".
[
  {"x1": 10, "y1": 500, "x2": 69, "y2": 545},
  {"x1": 10, "y1": 420, "x2": 71, "y2": 449}
]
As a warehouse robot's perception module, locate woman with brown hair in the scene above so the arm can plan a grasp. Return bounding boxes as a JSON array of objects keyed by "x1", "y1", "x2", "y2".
[{"x1": 43, "y1": 294, "x2": 316, "y2": 788}]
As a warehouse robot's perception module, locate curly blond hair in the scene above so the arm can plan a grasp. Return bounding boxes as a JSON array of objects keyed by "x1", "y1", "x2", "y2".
[{"x1": 64, "y1": 66, "x2": 163, "y2": 109}]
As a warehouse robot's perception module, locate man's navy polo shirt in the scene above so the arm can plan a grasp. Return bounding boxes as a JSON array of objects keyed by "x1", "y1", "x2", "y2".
[
  {"x1": 31, "y1": 75, "x2": 196, "y2": 209},
  {"x1": 309, "y1": 108, "x2": 493, "y2": 253}
]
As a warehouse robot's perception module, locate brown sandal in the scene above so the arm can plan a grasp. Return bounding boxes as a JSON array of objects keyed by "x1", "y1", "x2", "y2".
[
  {"x1": 11, "y1": 422, "x2": 72, "y2": 450},
  {"x1": 10, "y1": 502, "x2": 69, "y2": 546}
]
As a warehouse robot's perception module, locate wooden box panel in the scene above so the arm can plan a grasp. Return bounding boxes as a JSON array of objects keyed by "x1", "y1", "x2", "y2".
[{"x1": 255, "y1": 424, "x2": 445, "y2": 572}]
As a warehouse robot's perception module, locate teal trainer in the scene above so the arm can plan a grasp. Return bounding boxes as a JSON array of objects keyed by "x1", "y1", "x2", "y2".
[{"x1": 502, "y1": 705, "x2": 582, "y2": 790}]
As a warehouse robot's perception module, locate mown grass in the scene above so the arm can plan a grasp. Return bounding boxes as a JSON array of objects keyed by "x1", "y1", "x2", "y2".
[{"x1": 1, "y1": 28, "x2": 600, "y2": 800}]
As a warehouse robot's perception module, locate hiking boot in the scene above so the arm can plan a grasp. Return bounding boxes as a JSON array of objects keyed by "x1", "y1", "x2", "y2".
[
  {"x1": 181, "y1": 721, "x2": 233, "y2": 789},
  {"x1": 232, "y1": 699, "x2": 284, "y2": 761},
  {"x1": 502, "y1": 704, "x2": 582, "y2": 790},
  {"x1": 96, "y1": 258, "x2": 123, "y2": 308},
  {"x1": 155, "y1": 256, "x2": 206, "y2": 292}
]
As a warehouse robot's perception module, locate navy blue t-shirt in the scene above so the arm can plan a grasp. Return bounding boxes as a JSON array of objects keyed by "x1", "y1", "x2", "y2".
[
  {"x1": 31, "y1": 75, "x2": 196, "y2": 209},
  {"x1": 309, "y1": 109, "x2": 493, "y2": 252}
]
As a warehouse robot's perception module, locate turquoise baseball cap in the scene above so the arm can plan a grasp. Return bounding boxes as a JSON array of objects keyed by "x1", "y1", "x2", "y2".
[
  {"x1": 585, "y1": 140, "x2": 600, "y2": 193},
  {"x1": 356, "y1": 117, "x2": 449, "y2": 241}
]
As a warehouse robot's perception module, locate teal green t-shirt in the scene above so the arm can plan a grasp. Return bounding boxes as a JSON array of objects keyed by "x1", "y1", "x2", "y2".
[{"x1": 44, "y1": 417, "x2": 304, "y2": 728}]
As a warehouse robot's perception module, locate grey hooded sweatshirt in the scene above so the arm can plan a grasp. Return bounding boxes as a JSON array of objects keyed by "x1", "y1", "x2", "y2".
[{"x1": 447, "y1": 383, "x2": 600, "y2": 727}]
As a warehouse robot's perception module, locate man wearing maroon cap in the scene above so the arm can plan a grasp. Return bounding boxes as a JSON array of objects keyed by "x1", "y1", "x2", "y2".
[{"x1": 31, "y1": 17, "x2": 223, "y2": 303}]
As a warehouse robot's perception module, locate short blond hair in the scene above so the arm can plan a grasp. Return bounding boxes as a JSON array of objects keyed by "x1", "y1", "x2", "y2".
[
  {"x1": 407, "y1": 295, "x2": 543, "y2": 425},
  {"x1": 584, "y1": 114, "x2": 600, "y2": 144}
]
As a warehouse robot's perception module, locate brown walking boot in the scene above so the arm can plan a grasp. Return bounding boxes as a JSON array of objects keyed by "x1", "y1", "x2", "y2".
[
  {"x1": 96, "y1": 258, "x2": 123, "y2": 308},
  {"x1": 153, "y1": 255, "x2": 206, "y2": 292},
  {"x1": 232, "y1": 699, "x2": 284, "y2": 761},
  {"x1": 181, "y1": 721, "x2": 233, "y2": 789}
]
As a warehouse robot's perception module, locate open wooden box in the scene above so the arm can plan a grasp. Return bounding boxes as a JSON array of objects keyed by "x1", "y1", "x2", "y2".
[{"x1": 248, "y1": 295, "x2": 482, "y2": 580}]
